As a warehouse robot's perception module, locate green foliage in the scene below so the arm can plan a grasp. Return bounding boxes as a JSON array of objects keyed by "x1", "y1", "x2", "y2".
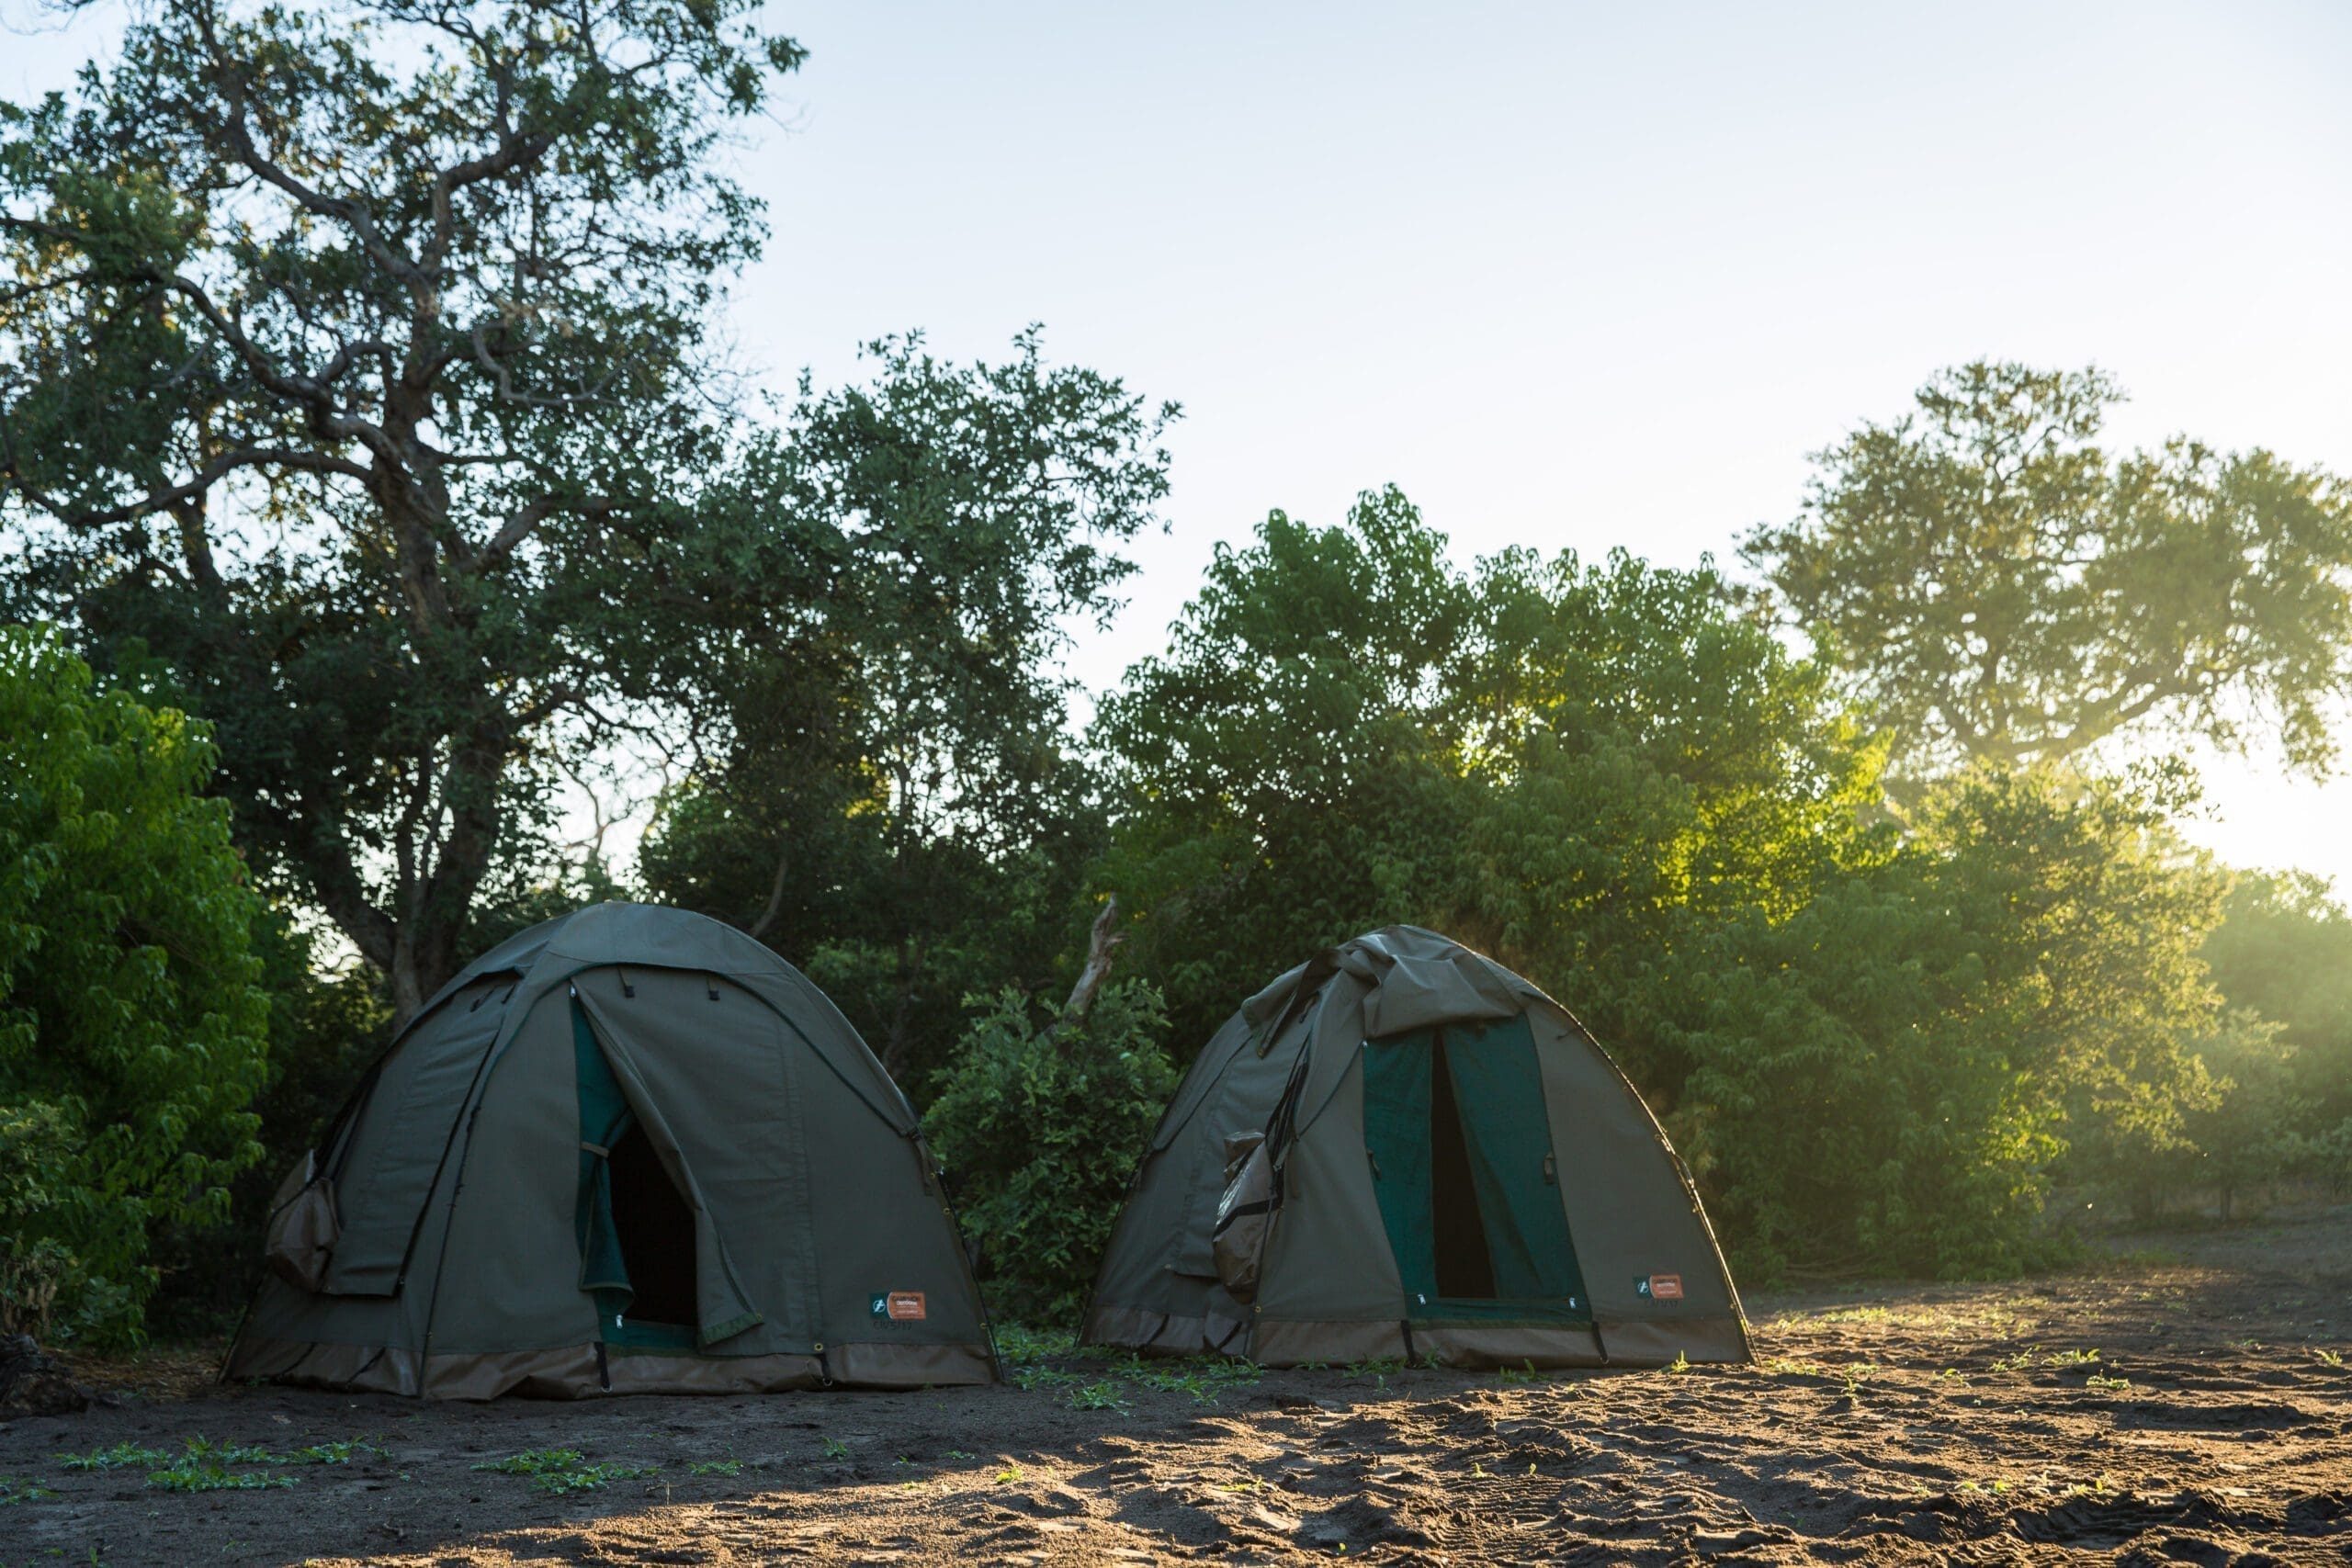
[
  {"x1": 2199, "y1": 872, "x2": 2352, "y2": 1201},
  {"x1": 470, "y1": 1448, "x2": 656, "y2": 1494},
  {"x1": 149, "y1": 915, "x2": 392, "y2": 1335},
  {"x1": 56, "y1": 1443, "x2": 166, "y2": 1472},
  {"x1": 1742, "y1": 361, "x2": 2352, "y2": 775},
  {"x1": 639, "y1": 332, "x2": 1174, "y2": 1081},
  {"x1": 1093, "y1": 487, "x2": 1879, "y2": 1081},
  {"x1": 1664, "y1": 766, "x2": 2229, "y2": 1277},
  {"x1": 922, "y1": 979, "x2": 1178, "y2": 1325},
  {"x1": 0, "y1": 626, "x2": 271, "y2": 1343},
  {"x1": 0, "y1": 0, "x2": 808, "y2": 1021}
]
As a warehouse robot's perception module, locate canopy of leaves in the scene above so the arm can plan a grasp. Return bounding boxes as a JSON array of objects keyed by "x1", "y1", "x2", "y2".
[
  {"x1": 1742, "y1": 362, "x2": 2352, "y2": 776},
  {"x1": 1660, "y1": 766, "x2": 2229, "y2": 1276},
  {"x1": 0, "y1": 625, "x2": 272, "y2": 1342},
  {"x1": 1093, "y1": 486, "x2": 1880, "y2": 1079},
  {"x1": 0, "y1": 0, "x2": 807, "y2": 1019},
  {"x1": 639, "y1": 332, "x2": 1177, "y2": 1078}
]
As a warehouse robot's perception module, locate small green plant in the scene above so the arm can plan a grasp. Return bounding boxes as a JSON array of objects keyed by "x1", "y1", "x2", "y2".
[
  {"x1": 1069, "y1": 1381, "x2": 1131, "y2": 1414},
  {"x1": 996, "y1": 1465, "x2": 1023, "y2": 1485},
  {"x1": 820, "y1": 1438, "x2": 851, "y2": 1461},
  {"x1": 1839, "y1": 1361, "x2": 1879, "y2": 1396},
  {"x1": 278, "y1": 1440, "x2": 382, "y2": 1466},
  {"x1": 1497, "y1": 1360, "x2": 1544, "y2": 1385},
  {"x1": 1988, "y1": 1346, "x2": 2041, "y2": 1373},
  {"x1": 688, "y1": 1459, "x2": 742, "y2": 1477},
  {"x1": 469, "y1": 1449, "x2": 656, "y2": 1495},
  {"x1": 2314, "y1": 1348, "x2": 2345, "y2": 1369},
  {"x1": 471, "y1": 1449, "x2": 583, "y2": 1477},
  {"x1": 2085, "y1": 1373, "x2": 2131, "y2": 1391},
  {"x1": 2043, "y1": 1348, "x2": 2100, "y2": 1367},
  {"x1": 1, "y1": 1474, "x2": 59, "y2": 1505},
  {"x1": 1936, "y1": 1367, "x2": 1967, "y2": 1382},
  {"x1": 1664, "y1": 1352, "x2": 1692, "y2": 1376},
  {"x1": 57, "y1": 1443, "x2": 166, "y2": 1472},
  {"x1": 146, "y1": 1460, "x2": 294, "y2": 1494}
]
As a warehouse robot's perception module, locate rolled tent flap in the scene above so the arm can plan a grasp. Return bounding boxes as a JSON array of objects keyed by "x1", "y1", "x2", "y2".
[{"x1": 571, "y1": 991, "x2": 763, "y2": 1348}]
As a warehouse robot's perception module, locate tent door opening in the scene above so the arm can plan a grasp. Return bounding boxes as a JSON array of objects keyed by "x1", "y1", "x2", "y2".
[
  {"x1": 1427, "y1": 1034, "x2": 1498, "y2": 1299},
  {"x1": 1363, "y1": 1014, "x2": 1592, "y2": 1324},
  {"x1": 605, "y1": 1122, "x2": 697, "y2": 1327}
]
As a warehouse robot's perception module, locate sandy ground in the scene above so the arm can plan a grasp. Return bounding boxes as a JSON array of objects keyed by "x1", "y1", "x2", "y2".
[{"x1": 3, "y1": 1206, "x2": 2347, "y2": 1566}]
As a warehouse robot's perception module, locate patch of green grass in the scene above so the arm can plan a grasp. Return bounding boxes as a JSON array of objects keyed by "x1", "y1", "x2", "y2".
[
  {"x1": 145, "y1": 1460, "x2": 294, "y2": 1494},
  {"x1": 469, "y1": 1449, "x2": 656, "y2": 1495},
  {"x1": 820, "y1": 1437, "x2": 851, "y2": 1461},
  {"x1": 688, "y1": 1459, "x2": 741, "y2": 1477},
  {"x1": 994, "y1": 1325, "x2": 1078, "y2": 1366},
  {"x1": 471, "y1": 1449, "x2": 584, "y2": 1477},
  {"x1": 1, "y1": 1474, "x2": 59, "y2": 1505},
  {"x1": 2043, "y1": 1348, "x2": 2100, "y2": 1368},
  {"x1": 177, "y1": 1438, "x2": 281, "y2": 1465},
  {"x1": 1496, "y1": 1360, "x2": 1545, "y2": 1385},
  {"x1": 1069, "y1": 1381, "x2": 1131, "y2": 1414},
  {"x1": 1815, "y1": 1305, "x2": 1894, "y2": 1325},
  {"x1": 277, "y1": 1440, "x2": 382, "y2": 1466},
  {"x1": 56, "y1": 1443, "x2": 167, "y2": 1472},
  {"x1": 1758, "y1": 1356, "x2": 1826, "y2": 1378}
]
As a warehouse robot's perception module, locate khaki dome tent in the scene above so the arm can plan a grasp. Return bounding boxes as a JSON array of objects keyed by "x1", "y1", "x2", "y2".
[
  {"x1": 1084, "y1": 927, "x2": 1748, "y2": 1369},
  {"x1": 228, "y1": 902, "x2": 996, "y2": 1398}
]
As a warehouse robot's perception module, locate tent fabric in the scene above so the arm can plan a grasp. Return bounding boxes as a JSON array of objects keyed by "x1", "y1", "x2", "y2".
[
  {"x1": 227, "y1": 902, "x2": 996, "y2": 1398},
  {"x1": 1084, "y1": 925, "x2": 1750, "y2": 1369}
]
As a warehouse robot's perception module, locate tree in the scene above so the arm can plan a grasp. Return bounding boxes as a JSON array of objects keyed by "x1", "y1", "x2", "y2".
[
  {"x1": 639, "y1": 332, "x2": 1176, "y2": 1078},
  {"x1": 0, "y1": 626, "x2": 272, "y2": 1341},
  {"x1": 1742, "y1": 362, "x2": 2352, "y2": 777},
  {"x1": 1093, "y1": 487, "x2": 1879, "y2": 1077},
  {"x1": 1664, "y1": 765, "x2": 2231, "y2": 1276},
  {"x1": 0, "y1": 0, "x2": 806, "y2": 1021}
]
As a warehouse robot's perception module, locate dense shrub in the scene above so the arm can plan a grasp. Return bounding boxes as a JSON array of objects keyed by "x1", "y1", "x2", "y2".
[
  {"x1": 0, "y1": 626, "x2": 273, "y2": 1343},
  {"x1": 922, "y1": 980, "x2": 1178, "y2": 1325}
]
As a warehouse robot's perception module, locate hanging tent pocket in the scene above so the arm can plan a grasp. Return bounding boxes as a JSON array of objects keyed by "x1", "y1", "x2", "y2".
[
  {"x1": 262, "y1": 1151, "x2": 342, "y2": 1292},
  {"x1": 571, "y1": 991, "x2": 763, "y2": 1349}
]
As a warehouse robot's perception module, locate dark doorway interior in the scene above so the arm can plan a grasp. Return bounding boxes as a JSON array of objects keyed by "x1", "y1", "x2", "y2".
[
  {"x1": 1429, "y1": 1032, "x2": 1498, "y2": 1298},
  {"x1": 606, "y1": 1123, "x2": 698, "y2": 1325}
]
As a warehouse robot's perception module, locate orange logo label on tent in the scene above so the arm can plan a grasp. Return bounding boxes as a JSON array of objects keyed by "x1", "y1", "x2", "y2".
[
  {"x1": 886, "y1": 1291, "x2": 927, "y2": 1321},
  {"x1": 1648, "y1": 1274, "x2": 1684, "y2": 1300}
]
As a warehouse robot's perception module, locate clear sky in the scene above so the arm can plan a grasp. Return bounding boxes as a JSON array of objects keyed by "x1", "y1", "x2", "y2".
[{"x1": 7, "y1": 1, "x2": 2351, "y2": 885}]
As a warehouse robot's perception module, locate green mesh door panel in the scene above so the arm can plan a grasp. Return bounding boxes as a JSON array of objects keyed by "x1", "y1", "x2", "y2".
[
  {"x1": 1361, "y1": 1017, "x2": 1591, "y2": 1325},
  {"x1": 1362, "y1": 1034, "x2": 1439, "y2": 1305},
  {"x1": 1442, "y1": 1014, "x2": 1589, "y2": 1318}
]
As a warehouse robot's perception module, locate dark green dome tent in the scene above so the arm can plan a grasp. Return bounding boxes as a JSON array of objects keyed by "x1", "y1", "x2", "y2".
[
  {"x1": 229, "y1": 903, "x2": 996, "y2": 1398},
  {"x1": 1084, "y1": 927, "x2": 1749, "y2": 1370}
]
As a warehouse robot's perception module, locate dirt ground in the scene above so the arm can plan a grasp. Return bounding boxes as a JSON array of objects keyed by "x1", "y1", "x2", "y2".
[{"x1": 4, "y1": 1206, "x2": 2347, "y2": 1567}]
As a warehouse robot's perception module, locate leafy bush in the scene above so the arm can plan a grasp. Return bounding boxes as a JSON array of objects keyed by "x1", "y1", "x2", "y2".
[
  {"x1": 1663, "y1": 765, "x2": 2230, "y2": 1279},
  {"x1": 922, "y1": 980, "x2": 1178, "y2": 1325},
  {"x1": 0, "y1": 626, "x2": 273, "y2": 1343}
]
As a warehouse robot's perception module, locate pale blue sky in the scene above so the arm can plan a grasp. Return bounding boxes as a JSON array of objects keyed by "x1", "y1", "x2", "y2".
[{"x1": 7, "y1": 1, "x2": 2351, "y2": 883}]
